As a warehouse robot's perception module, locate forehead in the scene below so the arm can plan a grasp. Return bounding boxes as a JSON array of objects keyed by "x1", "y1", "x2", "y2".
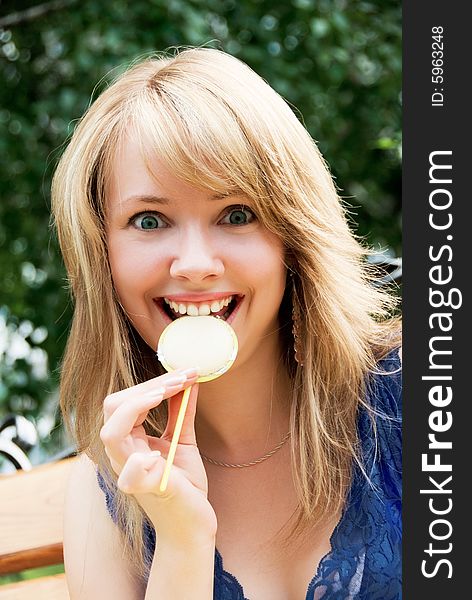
[
  {"x1": 106, "y1": 134, "x2": 242, "y2": 212},
  {"x1": 105, "y1": 123, "x2": 243, "y2": 197}
]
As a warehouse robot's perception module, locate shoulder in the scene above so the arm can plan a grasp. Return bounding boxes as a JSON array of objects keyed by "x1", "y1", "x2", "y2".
[{"x1": 63, "y1": 454, "x2": 143, "y2": 598}]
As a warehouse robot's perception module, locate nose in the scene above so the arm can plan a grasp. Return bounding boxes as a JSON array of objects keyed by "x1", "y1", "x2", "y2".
[{"x1": 169, "y1": 227, "x2": 224, "y2": 283}]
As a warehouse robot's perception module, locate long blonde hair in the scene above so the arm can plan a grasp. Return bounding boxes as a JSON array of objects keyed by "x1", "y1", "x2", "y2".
[{"x1": 52, "y1": 48, "x2": 400, "y2": 579}]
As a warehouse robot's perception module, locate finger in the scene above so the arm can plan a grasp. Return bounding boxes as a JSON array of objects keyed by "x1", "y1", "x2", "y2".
[
  {"x1": 117, "y1": 451, "x2": 160, "y2": 494},
  {"x1": 103, "y1": 368, "x2": 199, "y2": 421},
  {"x1": 101, "y1": 386, "x2": 168, "y2": 467},
  {"x1": 117, "y1": 451, "x2": 174, "y2": 497},
  {"x1": 101, "y1": 372, "x2": 197, "y2": 439},
  {"x1": 101, "y1": 386, "x2": 166, "y2": 444},
  {"x1": 163, "y1": 383, "x2": 200, "y2": 446},
  {"x1": 100, "y1": 376, "x2": 198, "y2": 468}
]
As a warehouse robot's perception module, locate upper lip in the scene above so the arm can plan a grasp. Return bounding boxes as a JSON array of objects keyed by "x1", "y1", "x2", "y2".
[{"x1": 156, "y1": 292, "x2": 243, "y2": 303}]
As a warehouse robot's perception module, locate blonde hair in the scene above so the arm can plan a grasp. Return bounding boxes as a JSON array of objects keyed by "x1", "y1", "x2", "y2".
[{"x1": 52, "y1": 47, "x2": 400, "y2": 579}]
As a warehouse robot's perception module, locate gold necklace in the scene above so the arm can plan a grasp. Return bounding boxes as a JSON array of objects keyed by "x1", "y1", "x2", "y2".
[{"x1": 200, "y1": 431, "x2": 291, "y2": 468}]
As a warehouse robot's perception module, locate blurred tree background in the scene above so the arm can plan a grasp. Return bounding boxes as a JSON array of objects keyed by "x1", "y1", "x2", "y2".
[{"x1": 0, "y1": 0, "x2": 401, "y2": 461}]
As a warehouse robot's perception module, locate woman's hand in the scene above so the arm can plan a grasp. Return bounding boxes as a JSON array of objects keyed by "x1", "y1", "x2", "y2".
[{"x1": 99, "y1": 369, "x2": 217, "y2": 543}]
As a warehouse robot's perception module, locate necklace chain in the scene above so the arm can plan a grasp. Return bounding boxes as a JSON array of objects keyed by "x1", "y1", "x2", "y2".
[{"x1": 200, "y1": 431, "x2": 291, "y2": 468}]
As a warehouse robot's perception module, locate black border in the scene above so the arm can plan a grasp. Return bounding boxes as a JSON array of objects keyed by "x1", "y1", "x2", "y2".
[{"x1": 403, "y1": 2, "x2": 469, "y2": 596}]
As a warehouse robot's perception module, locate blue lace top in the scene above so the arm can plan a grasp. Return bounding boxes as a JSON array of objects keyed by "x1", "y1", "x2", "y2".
[{"x1": 98, "y1": 350, "x2": 401, "y2": 599}]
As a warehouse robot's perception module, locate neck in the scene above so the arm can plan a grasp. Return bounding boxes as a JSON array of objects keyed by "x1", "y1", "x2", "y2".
[{"x1": 195, "y1": 333, "x2": 292, "y2": 463}]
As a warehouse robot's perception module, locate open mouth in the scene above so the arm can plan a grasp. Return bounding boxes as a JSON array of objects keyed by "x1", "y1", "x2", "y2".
[{"x1": 156, "y1": 294, "x2": 244, "y2": 323}]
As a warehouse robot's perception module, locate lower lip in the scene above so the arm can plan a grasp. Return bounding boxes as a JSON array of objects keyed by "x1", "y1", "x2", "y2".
[{"x1": 153, "y1": 296, "x2": 244, "y2": 325}]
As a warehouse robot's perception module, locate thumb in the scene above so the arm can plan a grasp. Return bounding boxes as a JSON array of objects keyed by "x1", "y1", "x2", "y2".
[{"x1": 165, "y1": 382, "x2": 200, "y2": 445}]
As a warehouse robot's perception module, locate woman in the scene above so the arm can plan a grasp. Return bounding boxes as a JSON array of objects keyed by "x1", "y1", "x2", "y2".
[{"x1": 53, "y1": 48, "x2": 401, "y2": 599}]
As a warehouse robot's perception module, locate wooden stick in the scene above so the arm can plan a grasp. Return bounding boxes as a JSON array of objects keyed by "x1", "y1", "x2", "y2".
[{"x1": 159, "y1": 385, "x2": 192, "y2": 492}]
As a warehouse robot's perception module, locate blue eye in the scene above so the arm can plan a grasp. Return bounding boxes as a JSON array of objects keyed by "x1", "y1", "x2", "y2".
[
  {"x1": 131, "y1": 213, "x2": 166, "y2": 230},
  {"x1": 221, "y1": 206, "x2": 256, "y2": 226}
]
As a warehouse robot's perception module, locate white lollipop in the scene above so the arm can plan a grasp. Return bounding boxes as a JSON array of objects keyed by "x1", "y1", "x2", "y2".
[
  {"x1": 157, "y1": 316, "x2": 238, "y2": 490},
  {"x1": 158, "y1": 315, "x2": 238, "y2": 382}
]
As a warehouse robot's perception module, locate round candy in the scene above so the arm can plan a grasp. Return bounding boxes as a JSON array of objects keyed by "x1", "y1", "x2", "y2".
[{"x1": 157, "y1": 316, "x2": 238, "y2": 382}]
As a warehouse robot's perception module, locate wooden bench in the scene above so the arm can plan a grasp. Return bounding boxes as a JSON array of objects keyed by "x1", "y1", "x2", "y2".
[{"x1": 0, "y1": 457, "x2": 78, "y2": 599}]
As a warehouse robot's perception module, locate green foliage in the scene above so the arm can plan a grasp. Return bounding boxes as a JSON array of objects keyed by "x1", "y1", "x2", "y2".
[
  {"x1": 0, "y1": 562, "x2": 64, "y2": 586},
  {"x1": 0, "y1": 0, "x2": 401, "y2": 456}
]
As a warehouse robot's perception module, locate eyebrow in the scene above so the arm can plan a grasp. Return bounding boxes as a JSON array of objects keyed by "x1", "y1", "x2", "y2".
[{"x1": 123, "y1": 191, "x2": 243, "y2": 205}]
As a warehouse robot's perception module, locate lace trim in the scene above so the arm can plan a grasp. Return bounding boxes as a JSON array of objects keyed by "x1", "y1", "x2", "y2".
[{"x1": 214, "y1": 549, "x2": 249, "y2": 600}]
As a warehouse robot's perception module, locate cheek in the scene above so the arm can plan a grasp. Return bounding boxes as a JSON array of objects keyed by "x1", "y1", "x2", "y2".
[
  {"x1": 237, "y1": 236, "x2": 286, "y2": 296},
  {"x1": 107, "y1": 238, "x2": 165, "y2": 301},
  {"x1": 255, "y1": 235, "x2": 285, "y2": 276}
]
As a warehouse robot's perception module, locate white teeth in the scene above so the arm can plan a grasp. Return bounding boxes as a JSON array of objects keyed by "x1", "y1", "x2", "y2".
[
  {"x1": 187, "y1": 304, "x2": 199, "y2": 316},
  {"x1": 198, "y1": 304, "x2": 211, "y2": 316},
  {"x1": 164, "y1": 295, "x2": 234, "y2": 317}
]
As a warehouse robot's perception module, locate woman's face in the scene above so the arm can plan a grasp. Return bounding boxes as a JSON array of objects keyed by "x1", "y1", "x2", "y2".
[{"x1": 106, "y1": 136, "x2": 287, "y2": 369}]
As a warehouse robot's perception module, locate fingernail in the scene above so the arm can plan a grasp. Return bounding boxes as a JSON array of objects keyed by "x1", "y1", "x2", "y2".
[
  {"x1": 149, "y1": 450, "x2": 161, "y2": 456},
  {"x1": 181, "y1": 367, "x2": 199, "y2": 378},
  {"x1": 165, "y1": 375, "x2": 187, "y2": 386}
]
